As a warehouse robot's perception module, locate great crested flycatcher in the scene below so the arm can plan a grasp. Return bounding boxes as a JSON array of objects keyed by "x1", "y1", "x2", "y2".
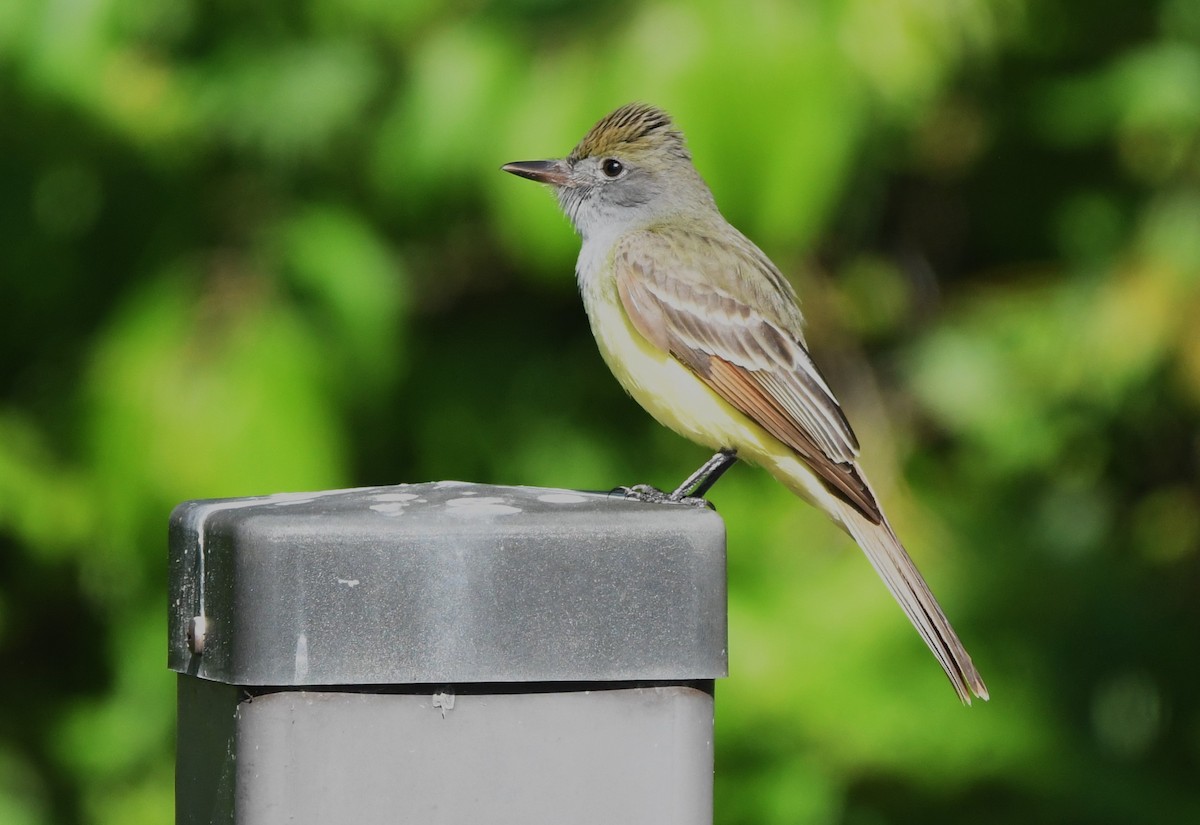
[{"x1": 503, "y1": 102, "x2": 987, "y2": 703}]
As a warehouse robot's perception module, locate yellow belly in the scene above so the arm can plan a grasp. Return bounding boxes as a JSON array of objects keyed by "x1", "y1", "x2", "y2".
[
  {"x1": 586, "y1": 289, "x2": 746, "y2": 451},
  {"x1": 580, "y1": 267, "x2": 787, "y2": 460}
]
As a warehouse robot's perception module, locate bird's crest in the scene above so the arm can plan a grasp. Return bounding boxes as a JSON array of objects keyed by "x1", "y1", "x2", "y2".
[{"x1": 570, "y1": 103, "x2": 690, "y2": 162}]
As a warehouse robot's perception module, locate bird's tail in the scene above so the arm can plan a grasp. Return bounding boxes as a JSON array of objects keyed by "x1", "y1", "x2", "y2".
[{"x1": 826, "y1": 495, "x2": 988, "y2": 703}]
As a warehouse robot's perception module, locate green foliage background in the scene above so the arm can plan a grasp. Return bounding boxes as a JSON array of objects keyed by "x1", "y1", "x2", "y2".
[{"x1": 2, "y1": 0, "x2": 1199, "y2": 822}]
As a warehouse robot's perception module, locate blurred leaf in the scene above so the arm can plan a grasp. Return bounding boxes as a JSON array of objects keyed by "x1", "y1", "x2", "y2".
[
  {"x1": 372, "y1": 23, "x2": 521, "y2": 199},
  {"x1": 84, "y1": 269, "x2": 348, "y2": 539},
  {"x1": 0, "y1": 744, "x2": 48, "y2": 825},
  {"x1": 0, "y1": 411, "x2": 93, "y2": 558},
  {"x1": 189, "y1": 40, "x2": 380, "y2": 162},
  {"x1": 54, "y1": 610, "x2": 172, "y2": 780},
  {"x1": 276, "y1": 203, "x2": 409, "y2": 393}
]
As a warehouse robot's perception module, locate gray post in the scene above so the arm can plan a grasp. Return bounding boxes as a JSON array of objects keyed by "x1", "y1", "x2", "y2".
[{"x1": 169, "y1": 481, "x2": 727, "y2": 825}]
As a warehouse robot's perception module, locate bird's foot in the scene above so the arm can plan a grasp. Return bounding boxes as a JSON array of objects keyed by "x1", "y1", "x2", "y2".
[{"x1": 609, "y1": 484, "x2": 716, "y2": 510}]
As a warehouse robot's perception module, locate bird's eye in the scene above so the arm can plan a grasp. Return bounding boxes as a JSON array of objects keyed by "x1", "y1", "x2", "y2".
[{"x1": 601, "y1": 158, "x2": 624, "y2": 178}]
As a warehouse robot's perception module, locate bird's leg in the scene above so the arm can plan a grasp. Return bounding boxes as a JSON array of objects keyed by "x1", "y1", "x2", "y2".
[
  {"x1": 669, "y1": 449, "x2": 738, "y2": 501},
  {"x1": 611, "y1": 449, "x2": 738, "y2": 509}
]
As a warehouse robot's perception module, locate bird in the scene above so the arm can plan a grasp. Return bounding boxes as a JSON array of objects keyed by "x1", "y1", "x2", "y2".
[{"x1": 502, "y1": 102, "x2": 988, "y2": 703}]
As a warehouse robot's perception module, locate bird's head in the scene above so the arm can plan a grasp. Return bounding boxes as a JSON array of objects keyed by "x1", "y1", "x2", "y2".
[{"x1": 503, "y1": 103, "x2": 716, "y2": 240}]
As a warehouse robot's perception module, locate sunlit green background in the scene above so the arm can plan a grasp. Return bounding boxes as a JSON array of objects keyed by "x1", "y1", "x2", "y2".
[{"x1": 2, "y1": 0, "x2": 1199, "y2": 822}]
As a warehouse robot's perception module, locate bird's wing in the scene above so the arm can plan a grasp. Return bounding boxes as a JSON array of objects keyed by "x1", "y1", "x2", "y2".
[{"x1": 614, "y1": 227, "x2": 882, "y2": 523}]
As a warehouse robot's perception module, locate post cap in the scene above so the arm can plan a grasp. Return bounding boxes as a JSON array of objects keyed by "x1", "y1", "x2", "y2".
[{"x1": 168, "y1": 482, "x2": 727, "y2": 685}]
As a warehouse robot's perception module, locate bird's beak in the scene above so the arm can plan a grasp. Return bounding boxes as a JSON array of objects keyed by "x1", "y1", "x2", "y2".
[{"x1": 501, "y1": 159, "x2": 571, "y2": 187}]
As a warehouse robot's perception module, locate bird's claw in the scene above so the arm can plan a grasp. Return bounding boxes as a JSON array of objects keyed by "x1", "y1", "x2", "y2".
[
  {"x1": 609, "y1": 485, "x2": 716, "y2": 510},
  {"x1": 610, "y1": 484, "x2": 668, "y2": 503}
]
